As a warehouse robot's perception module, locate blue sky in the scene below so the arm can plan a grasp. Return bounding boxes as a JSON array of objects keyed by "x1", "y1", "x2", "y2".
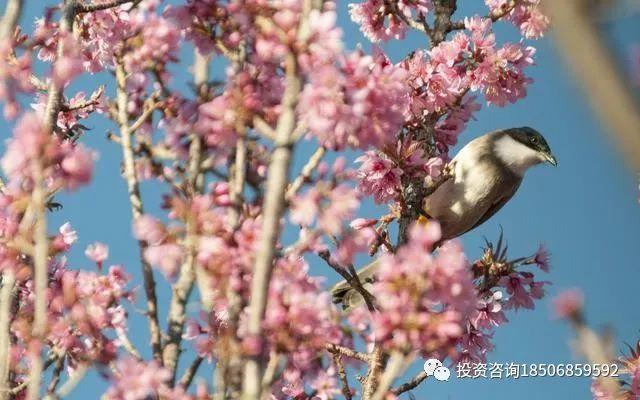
[{"x1": 3, "y1": 1, "x2": 640, "y2": 399}]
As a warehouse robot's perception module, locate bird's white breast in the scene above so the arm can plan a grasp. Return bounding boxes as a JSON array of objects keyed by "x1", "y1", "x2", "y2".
[{"x1": 423, "y1": 140, "x2": 503, "y2": 239}]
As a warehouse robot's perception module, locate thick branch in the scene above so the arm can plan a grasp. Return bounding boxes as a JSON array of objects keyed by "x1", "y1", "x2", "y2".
[
  {"x1": 43, "y1": 0, "x2": 77, "y2": 133},
  {"x1": 372, "y1": 352, "x2": 410, "y2": 400},
  {"x1": 115, "y1": 62, "x2": 162, "y2": 361},
  {"x1": 77, "y1": 0, "x2": 132, "y2": 13},
  {"x1": 431, "y1": 0, "x2": 457, "y2": 45},
  {"x1": 26, "y1": 159, "x2": 49, "y2": 400},
  {"x1": 362, "y1": 345, "x2": 385, "y2": 400},
  {"x1": 241, "y1": 51, "x2": 301, "y2": 400},
  {"x1": 0, "y1": 272, "x2": 15, "y2": 400},
  {"x1": 0, "y1": 0, "x2": 22, "y2": 39}
]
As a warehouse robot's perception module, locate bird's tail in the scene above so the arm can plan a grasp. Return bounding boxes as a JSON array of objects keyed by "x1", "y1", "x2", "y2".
[{"x1": 330, "y1": 260, "x2": 379, "y2": 312}]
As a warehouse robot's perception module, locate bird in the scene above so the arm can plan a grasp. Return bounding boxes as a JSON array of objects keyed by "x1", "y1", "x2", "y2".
[{"x1": 331, "y1": 126, "x2": 557, "y2": 310}]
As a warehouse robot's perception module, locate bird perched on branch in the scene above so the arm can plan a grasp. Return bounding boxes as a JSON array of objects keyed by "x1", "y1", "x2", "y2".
[{"x1": 332, "y1": 127, "x2": 557, "y2": 310}]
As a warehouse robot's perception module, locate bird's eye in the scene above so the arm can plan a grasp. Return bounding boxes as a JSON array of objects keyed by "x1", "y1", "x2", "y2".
[{"x1": 530, "y1": 137, "x2": 538, "y2": 143}]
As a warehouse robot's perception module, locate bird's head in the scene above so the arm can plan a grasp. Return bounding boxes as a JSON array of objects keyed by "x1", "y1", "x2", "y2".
[{"x1": 495, "y1": 126, "x2": 557, "y2": 175}]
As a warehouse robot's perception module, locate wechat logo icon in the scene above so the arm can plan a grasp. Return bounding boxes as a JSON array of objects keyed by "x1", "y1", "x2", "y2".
[{"x1": 424, "y1": 359, "x2": 451, "y2": 382}]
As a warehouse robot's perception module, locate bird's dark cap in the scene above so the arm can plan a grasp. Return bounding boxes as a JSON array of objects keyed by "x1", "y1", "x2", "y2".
[{"x1": 507, "y1": 126, "x2": 557, "y2": 166}]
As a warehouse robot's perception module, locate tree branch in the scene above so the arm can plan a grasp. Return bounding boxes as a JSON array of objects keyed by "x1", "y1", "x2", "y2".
[
  {"x1": 178, "y1": 357, "x2": 204, "y2": 390},
  {"x1": 390, "y1": 371, "x2": 428, "y2": 395},
  {"x1": 162, "y1": 51, "x2": 209, "y2": 384},
  {"x1": 431, "y1": 0, "x2": 457, "y2": 45},
  {"x1": 318, "y1": 250, "x2": 377, "y2": 313},
  {"x1": 43, "y1": 0, "x2": 78, "y2": 133},
  {"x1": 115, "y1": 62, "x2": 162, "y2": 361},
  {"x1": 0, "y1": 272, "x2": 15, "y2": 400},
  {"x1": 332, "y1": 352, "x2": 353, "y2": 400},
  {"x1": 76, "y1": 0, "x2": 132, "y2": 13},
  {"x1": 42, "y1": 364, "x2": 87, "y2": 400},
  {"x1": 25, "y1": 158, "x2": 49, "y2": 400},
  {"x1": 372, "y1": 351, "x2": 410, "y2": 400},
  {"x1": 285, "y1": 146, "x2": 325, "y2": 200},
  {"x1": 0, "y1": 0, "x2": 23, "y2": 39},
  {"x1": 325, "y1": 344, "x2": 370, "y2": 363},
  {"x1": 241, "y1": 49, "x2": 302, "y2": 400},
  {"x1": 449, "y1": 1, "x2": 517, "y2": 30}
]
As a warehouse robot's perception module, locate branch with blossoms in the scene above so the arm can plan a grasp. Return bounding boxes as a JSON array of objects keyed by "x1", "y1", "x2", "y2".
[
  {"x1": 553, "y1": 290, "x2": 638, "y2": 400},
  {"x1": 0, "y1": 0, "x2": 558, "y2": 399}
]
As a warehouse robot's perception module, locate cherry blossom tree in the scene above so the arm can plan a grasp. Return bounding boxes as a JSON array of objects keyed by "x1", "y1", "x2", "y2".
[{"x1": 0, "y1": 0, "x2": 554, "y2": 399}]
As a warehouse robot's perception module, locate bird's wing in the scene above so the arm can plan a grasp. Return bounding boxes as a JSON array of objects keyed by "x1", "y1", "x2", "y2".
[{"x1": 462, "y1": 180, "x2": 522, "y2": 236}]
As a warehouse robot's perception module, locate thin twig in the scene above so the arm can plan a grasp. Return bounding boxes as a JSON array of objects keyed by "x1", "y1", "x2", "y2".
[
  {"x1": 390, "y1": 371, "x2": 428, "y2": 395},
  {"x1": 318, "y1": 250, "x2": 376, "y2": 313},
  {"x1": 178, "y1": 357, "x2": 204, "y2": 390},
  {"x1": 43, "y1": 364, "x2": 88, "y2": 400},
  {"x1": 325, "y1": 344, "x2": 370, "y2": 363},
  {"x1": 115, "y1": 62, "x2": 162, "y2": 361},
  {"x1": 128, "y1": 100, "x2": 162, "y2": 133},
  {"x1": 116, "y1": 329, "x2": 141, "y2": 360},
  {"x1": 6, "y1": 356, "x2": 57, "y2": 395},
  {"x1": 332, "y1": 352, "x2": 352, "y2": 400},
  {"x1": 449, "y1": 1, "x2": 517, "y2": 30},
  {"x1": 45, "y1": 356, "x2": 65, "y2": 395},
  {"x1": 285, "y1": 146, "x2": 325, "y2": 200},
  {"x1": 163, "y1": 51, "x2": 209, "y2": 384}
]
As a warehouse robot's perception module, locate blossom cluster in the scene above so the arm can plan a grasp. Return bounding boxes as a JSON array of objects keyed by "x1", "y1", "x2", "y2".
[
  {"x1": 299, "y1": 50, "x2": 410, "y2": 150},
  {"x1": 349, "y1": 0, "x2": 433, "y2": 43},
  {"x1": 1, "y1": 112, "x2": 93, "y2": 192},
  {"x1": 0, "y1": 0, "x2": 557, "y2": 397},
  {"x1": 371, "y1": 223, "x2": 476, "y2": 355}
]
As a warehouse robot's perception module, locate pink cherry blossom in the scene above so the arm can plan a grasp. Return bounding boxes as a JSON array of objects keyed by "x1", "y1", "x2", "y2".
[
  {"x1": 133, "y1": 215, "x2": 167, "y2": 245},
  {"x1": 485, "y1": 0, "x2": 549, "y2": 39},
  {"x1": 123, "y1": 15, "x2": 180, "y2": 74},
  {"x1": 356, "y1": 151, "x2": 403, "y2": 204},
  {"x1": 143, "y1": 243, "x2": 185, "y2": 278},
  {"x1": 59, "y1": 222, "x2": 78, "y2": 247},
  {"x1": 553, "y1": 289, "x2": 584, "y2": 319},
  {"x1": 299, "y1": 50, "x2": 410, "y2": 150},
  {"x1": 0, "y1": 1, "x2": 560, "y2": 397},
  {"x1": 104, "y1": 357, "x2": 191, "y2": 400},
  {"x1": 371, "y1": 223, "x2": 477, "y2": 354},
  {"x1": 349, "y1": 0, "x2": 433, "y2": 43},
  {"x1": 85, "y1": 242, "x2": 109, "y2": 266},
  {"x1": 0, "y1": 38, "x2": 34, "y2": 119},
  {"x1": 533, "y1": 244, "x2": 550, "y2": 272}
]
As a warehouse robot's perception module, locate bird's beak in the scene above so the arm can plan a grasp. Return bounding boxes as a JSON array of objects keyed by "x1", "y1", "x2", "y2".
[{"x1": 543, "y1": 153, "x2": 557, "y2": 167}]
